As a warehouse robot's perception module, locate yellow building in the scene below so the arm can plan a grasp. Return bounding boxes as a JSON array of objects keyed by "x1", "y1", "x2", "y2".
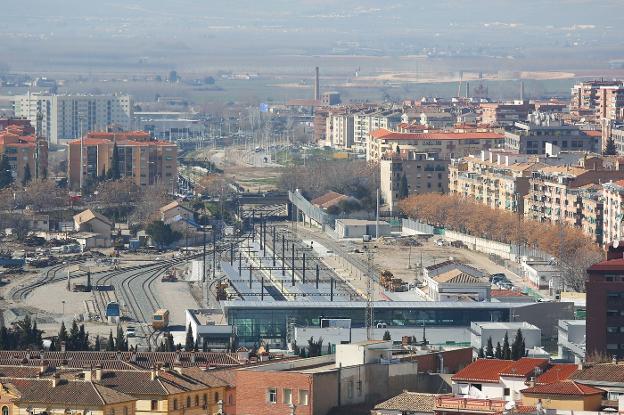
[
  {"x1": 6, "y1": 375, "x2": 136, "y2": 415},
  {"x1": 520, "y1": 380, "x2": 604, "y2": 411}
]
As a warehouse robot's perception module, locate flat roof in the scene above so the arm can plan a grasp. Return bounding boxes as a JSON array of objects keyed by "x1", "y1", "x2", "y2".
[
  {"x1": 471, "y1": 321, "x2": 539, "y2": 330},
  {"x1": 222, "y1": 301, "x2": 534, "y2": 310}
]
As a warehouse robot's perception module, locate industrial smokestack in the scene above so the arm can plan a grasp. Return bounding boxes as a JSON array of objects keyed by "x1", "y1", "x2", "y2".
[
  {"x1": 520, "y1": 81, "x2": 525, "y2": 102},
  {"x1": 314, "y1": 67, "x2": 320, "y2": 101},
  {"x1": 466, "y1": 81, "x2": 470, "y2": 99}
]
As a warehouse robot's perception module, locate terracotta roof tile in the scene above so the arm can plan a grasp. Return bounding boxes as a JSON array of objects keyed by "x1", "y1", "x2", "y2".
[
  {"x1": 370, "y1": 128, "x2": 504, "y2": 141},
  {"x1": 571, "y1": 363, "x2": 624, "y2": 383},
  {"x1": 521, "y1": 380, "x2": 603, "y2": 396},
  {"x1": 536, "y1": 364, "x2": 578, "y2": 384},
  {"x1": 374, "y1": 392, "x2": 440, "y2": 412},
  {"x1": 451, "y1": 359, "x2": 514, "y2": 383},
  {"x1": 500, "y1": 358, "x2": 549, "y2": 378}
]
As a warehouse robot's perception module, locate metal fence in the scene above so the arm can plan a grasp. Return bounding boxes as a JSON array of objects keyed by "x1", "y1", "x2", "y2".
[
  {"x1": 402, "y1": 218, "x2": 435, "y2": 235},
  {"x1": 288, "y1": 190, "x2": 337, "y2": 229}
]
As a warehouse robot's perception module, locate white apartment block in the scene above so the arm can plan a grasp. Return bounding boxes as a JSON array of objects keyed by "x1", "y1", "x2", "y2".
[
  {"x1": 602, "y1": 180, "x2": 624, "y2": 245},
  {"x1": 13, "y1": 92, "x2": 132, "y2": 144},
  {"x1": 325, "y1": 113, "x2": 354, "y2": 149},
  {"x1": 353, "y1": 109, "x2": 402, "y2": 153}
]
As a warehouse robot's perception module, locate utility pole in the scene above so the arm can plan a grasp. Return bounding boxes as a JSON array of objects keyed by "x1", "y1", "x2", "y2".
[
  {"x1": 365, "y1": 246, "x2": 375, "y2": 341},
  {"x1": 202, "y1": 228, "x2": 207, "y2": 284},
  {"x1": 212, "y1": 230, "x2": 217, "y2": 279}
]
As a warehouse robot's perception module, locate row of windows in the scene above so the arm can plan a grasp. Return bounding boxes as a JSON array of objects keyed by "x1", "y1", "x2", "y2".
[
  {"x1": 606, "y1": 326, "x2": 624, "y2": 333},
  {"x1": 267, "y1": 387, "x2": 309, "y2": 406},
  {"x1": 171, "y1": 392, "x2": 220, "y2": 410}
]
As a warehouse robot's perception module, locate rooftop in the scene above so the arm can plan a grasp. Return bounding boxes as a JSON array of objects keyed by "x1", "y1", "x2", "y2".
[
  {"x1": 371, "y1": 128, "x2": 504, "y2": 141},
  {"x1": 521, "y1": 380, "x2": 603, "y2": 396},
  {"x1": 374, "y1": 392, "x2": 439, "y2": 412},
  {"x1": 536, "y1": 363, "x2": 578, "y2": 385}
]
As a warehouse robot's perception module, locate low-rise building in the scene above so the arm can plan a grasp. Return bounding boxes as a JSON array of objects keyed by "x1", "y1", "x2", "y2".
[
  {"x1": 557, "y1": 320, "x2": 586, "y2": 363},
  {"x1": 451, "y1": 357, "x2": 550, "y2": 401},
  {"x1": 520, "y1": 381, "x2": 604, "y2": 411},
  {"x1": 73, "y1": 209, "x2": 113, "y2": 247},
  {"x1": 160, "y1": 201, "x2": 194, "y2": 224},
  {"x1": 334, "y1": 219, "x2": 392, "y2": 239},
  {"x1": 424, "y1": 270, "x2": 491, "y2": 302},
  {"x1": 420, "y1": 111, "x2": 454, "y2": 129},
  {"x1": 380, "y1": 151, "x2": 450, "y2": 211},
  {"x1": 480, "y1": 101, "x2": 534, "y2": 127},
  {"x1": 372, "y1": 392, "x2": 439, "y2": 415},
  {"x1": 0, "y1": 121, "x2": 48, "y2": 183},
  {"x1": 522, "y1": 260, "x2": 562, "y2": 291},
  {"x1": 469, "y1": 322, "x2": 541, "y2": 357}
]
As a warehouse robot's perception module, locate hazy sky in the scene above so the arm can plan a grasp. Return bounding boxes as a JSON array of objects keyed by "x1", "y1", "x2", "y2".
[{"x1": 1, "y1": 1, "x2": 623, "y2": 73}]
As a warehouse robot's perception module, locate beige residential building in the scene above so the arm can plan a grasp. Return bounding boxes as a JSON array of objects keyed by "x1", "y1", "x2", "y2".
[
  {"x1": 380, "y1": 151, "x2": 450, "y2": 211},
  {"x1": 597, "y1": 85, "x2": 624, "y2": 122},
  {"x1": 602, "y1": 180, "x2": 624, "y2": 245},
  {"x1": 353, "y1": 108, "x2": 402, "y2": 153},
  {"x1": 448, "y1": 151, "x2": 540, "y2": 214},
  {"x1": 480, "y1": 101, "x2": 534, "y2": 126},
  {"x1": 570, "y1": 80, "x2": 624, "y2": 119},
  {"x1": 524, "y1": 158, "x2": 624, "y2": 237},
  {"x1": 367, "y1": 128, "x2": 504, "y2": 162}
]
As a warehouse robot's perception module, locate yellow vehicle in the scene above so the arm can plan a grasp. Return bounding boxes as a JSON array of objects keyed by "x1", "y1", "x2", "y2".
[{"x1": 152, "y1": 309, "x2": 170, "y2": 330}]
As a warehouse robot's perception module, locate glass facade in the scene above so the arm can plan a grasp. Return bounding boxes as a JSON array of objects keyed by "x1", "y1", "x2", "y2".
[{"x1": 227, "y1": 305, "x2": 510, "y2": 346}]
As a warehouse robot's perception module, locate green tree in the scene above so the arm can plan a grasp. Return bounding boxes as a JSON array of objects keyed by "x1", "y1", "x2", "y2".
[
  {"x1": 502, "y1": 332, "x2": 511, "y2": 360},
  {"x1": 106, "y1": 143, "x2": 121, "y2": 180},
  {"x1": 511, "y1": 329, "x2": 525, "y2": 360},
  {"x1": 383, "y1": 330, "x2": 392, "y2": 341},
  {"x1": 146, "y1": 220, "x2": 182, "y2": 248},
  {"x1": 68, "y1": 320, "x2": 80, "y2": 351},
  {"x1": 58, "y1": 321, "x2": 68, "y2": 347},
  {"x1": 307, "y1": 337, "x2": 324, "y2": 357},
  {"x1": 94, "y1": 335, "x2": 101, "y2": 351},
  {"x1": 495, "y1": 342, "x2": 502, "y2": 359},
  {"x1": 22, "y1": 163, "x2": 32, "y2": 186},
  {"x1": 166, "y1": 333, "x2": 175, "y2": 352},
  {"x1": 115, "y1": 325, "x2": 127, "y2": 351},
  {"x1": 106, "y1": 330, "x2": 115, "y2": 351},
  {"x1": 399, "y1": 174, "x2": 409, "y2": 199},
  {"x1": 478, "y1": 347, "x2": 485, "y2": 358},
  {"x1": 604, "y1": 136, "x2": 617, "y2": 156},
  {"x1": 327, "y1": 342, "x2": 332, "y2": 355},
  {"x1": 185, "y1": 323, "x2": 195, "y2": 351},
  {"x1": 486, "y1": 337, "x2": 494, "y2": 358},
  {"x1": 0, "y1": 155, "x2": 13, "y2": 189}
]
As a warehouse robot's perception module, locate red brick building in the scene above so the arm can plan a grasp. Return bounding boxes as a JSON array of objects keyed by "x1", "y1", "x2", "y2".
[{"x1": 586, "y1": 243, "x2": 624, "y2": 359}]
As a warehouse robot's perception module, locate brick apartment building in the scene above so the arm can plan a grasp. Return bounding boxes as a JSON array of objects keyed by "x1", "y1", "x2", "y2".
[
  {"x1": 0, "y1": 119, "x2": 48, "y2": 183},
  {"x1": 367, "y1": 129, "x2": 504, "y2": 163},
  {"x1": 586, "y1": 243, "x2": 624, "y2": 359},
  {"x1": 67, "y1": 131, "x2": 177, "y2": 190}
]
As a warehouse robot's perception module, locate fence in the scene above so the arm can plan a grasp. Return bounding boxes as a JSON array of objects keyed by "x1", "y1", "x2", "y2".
[
  {"x1": 402, "y1": 218, "x2": 435, "y2": 235},
  {"x1": 288, "y1": 190, "x2": 337, "y2": 230}
]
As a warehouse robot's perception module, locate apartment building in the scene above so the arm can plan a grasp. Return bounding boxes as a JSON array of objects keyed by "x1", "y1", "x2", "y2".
[
  {"x1": 597, "y1": 85, "x2": 624, "y2": 122},
  {"x1": 353, "y1": 108, "x2": 402, "y2": 153},
  {"x1": 524, "y1": 157, "x2": 624, "y2": 233},
  {"x1": 133, "y1": 112, "x2": 206, "y2": 141},
  {"x1": 480, "y1": 101, "x2": 534, "y2": 126},
  {"x1": 13, "y1": 92, "x2": 133, "y2": 145},
  {"x1": 0, "y1": 121, "x2": 48, "y2": 182},
  {"x1": 504, "y1": 113, "x2": 599, "y2": 154},
  {"x1": 380, "y1": 150, "x2": 450, "y2": 210},
  {"x1": 325, "y1": 112, "x2": 354, "y2": 149},
  {"x1": 420, "y1": 111, "x2": 455, "y2": 128},
  {"x1": 67, "y1": 131, "x2": 177, "y2": 190},
  {"x1": 449, "y1": 151, "x2": 540, "y2": 215},
  {"x1": 586, "y1": 243, "x2": 624, "y2": 358},
  {"x1": 367, "y1": 128, "x2": 504, "y2": 162},
  {"x1": 571, "y1": 80, "x2": 624, "y2": 119}
]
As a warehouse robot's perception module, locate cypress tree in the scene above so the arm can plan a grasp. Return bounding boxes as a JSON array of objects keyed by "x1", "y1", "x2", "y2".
[
  {"x1": 511, "y1": 329, "x2": 524, "y2": 360},
  {"x1": 106, "y1": 330, "x2": 115, "y2": 351},
  {"x1": 107, "y1": 143, "x2": 121, "y2": 180},
  {"x1": 185, "y1": 323, "x2": 194, "y2": 351},
  {"x1": 604, "y1": 136, "x2": 617, "y2": 156},
  {"x1": 478, "y1": 347, "x2": 485, "y2": 358},
  {"x1": 495, "y1": 342, "x2": 502, "y2": 359},
  {"x1": 485, "y1": 337, "x2": 494, "y2": 358},
  {"x1": 22, "y1": 163, "x2": 32, "y2": 186},
  {"x1": 58, "y1": 321, "x2": 68, "y2": 346},
  {"x1": 502, "y1": 332, "x2": 511, "y2": 360},
  {"x1": 94, "y1": 335, "x2": 101, "y2": 351},
  {"x1": 399, "y1": 174, "x2": 409, "y2": 199},
  {"x1": 0, "y1": 155, "x2": 13, "y2": 189}
]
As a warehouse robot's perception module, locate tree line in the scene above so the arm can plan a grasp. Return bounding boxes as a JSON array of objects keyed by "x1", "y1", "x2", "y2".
[
  {"x1": 477, "y1": 329, "x2": 526, "y2": 360},
  {"x1": 398, "y1": 193, "x2": 602, "y2": 291}
]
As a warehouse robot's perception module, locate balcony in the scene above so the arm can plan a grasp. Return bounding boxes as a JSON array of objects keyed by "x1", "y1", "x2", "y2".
[{"x1": 435, "y1": 397, "x2": 506, "y2": 414}]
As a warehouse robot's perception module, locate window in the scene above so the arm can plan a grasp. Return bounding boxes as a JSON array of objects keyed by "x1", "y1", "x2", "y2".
[
  {"x1": 215, "y1": 392, "x2": 220, "y2": 403},
  {"x1": 268, "y1": 388, "x2": 277, "y2": 403},
  {"x1": 173, "y1": 399, "x2": 178, "y2": 410},
  {"x1": 504, "y1": 388, "x2": 510, "y2": 396},
  {"x1": 123, "y1": 407, "x2": 128, "y2": 415},
  {"x1": 608, "y1": 344, "x2": 619, "y2": 350},
  {"x1": 203, "y1": 394, "x2": 207, "y2": 404},
  {"x1": 608, "y1": 309, "x2": 619, "y2": 317},
  {"x1": 1, "y1": 407, "x2": 8, "y2": 415},
  {"x1": 186, "y1": 397, "x2": 191, "y2": 408},
  {"x1": 151, "y1": 400, "x2": 158, "y2": 411},
  {"x1": 299, "y1": 390, "x2": 309, "y2": 406},
  {"x1": 111, "y1": 410, "x2": 115, "y2": 415},
  {"x1": 608, "y1": 326, "x2": 619, "y2": 333},
  {"x1": 283, "y1": 388, "x2": 292, "y2": 405},
  {"x1": 195, "y1": 395, "x2": 199, "y2": 406}
]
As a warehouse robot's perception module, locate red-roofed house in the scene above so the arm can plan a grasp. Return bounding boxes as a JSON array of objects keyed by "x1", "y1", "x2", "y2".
[
  {"x1": 535, "y1": 363, "x2": 578, "y2": 385},
  {"x1": 67, "y1": 131, "x2": 177, "y2": 190},
  {"x1": 451, "y1": 358, "x2": 549, "y2": 401},
  {"x1": 520, "y1": 380, "x2": 604, "y2": 411},
  {"x1": 367, "y1": 128, "x2": 504, "y2": 162}
]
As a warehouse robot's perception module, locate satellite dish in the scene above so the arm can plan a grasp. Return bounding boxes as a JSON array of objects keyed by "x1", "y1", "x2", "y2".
[{"x1": 614, "y1": 240, "x2": 620, "y2": 249}]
